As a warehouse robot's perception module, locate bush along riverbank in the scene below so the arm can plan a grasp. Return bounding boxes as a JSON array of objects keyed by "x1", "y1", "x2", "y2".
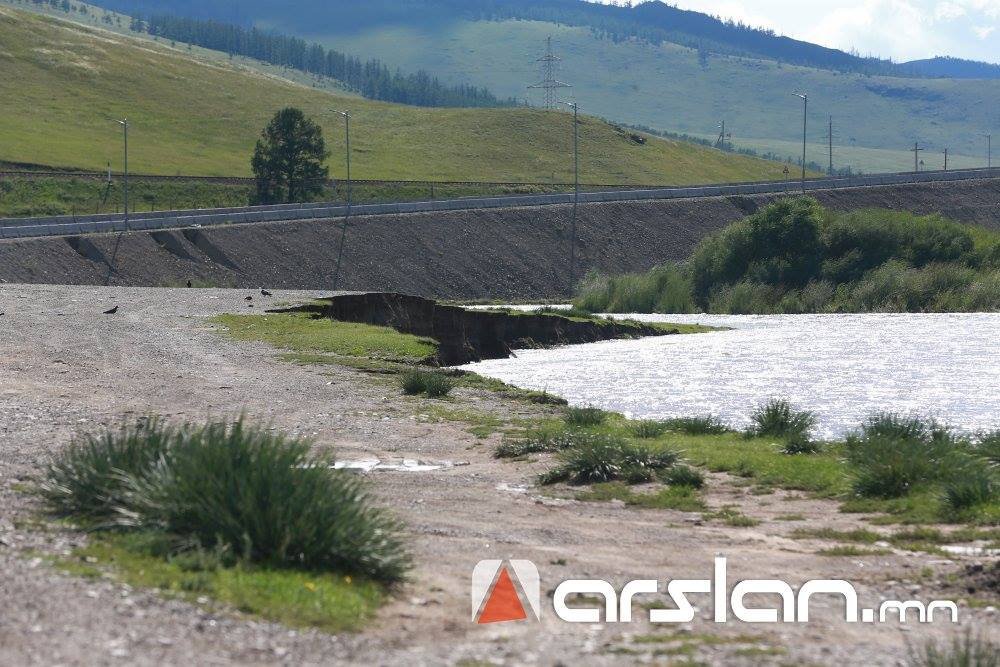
[
  {"x1": 575, "y1": 197, "x2": 1000, "y2": 314},
  {"x1": 497, "y1": 400, "x2": 1000, "y2": 529}
]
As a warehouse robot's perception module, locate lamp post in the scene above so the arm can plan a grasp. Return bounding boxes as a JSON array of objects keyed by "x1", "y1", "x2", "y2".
[
  {"x1": 116, "y1": 118, "x2": 129, "y2": 230},
  {"x1": 331, "y1": 110, "x2": 351, "y2": 291},
  {"x1": 561, "y1": 100, "x2": 579, "y2": 295},
  {"x1": 792, "y1": 93, "x2": 807, "y2": 192}
]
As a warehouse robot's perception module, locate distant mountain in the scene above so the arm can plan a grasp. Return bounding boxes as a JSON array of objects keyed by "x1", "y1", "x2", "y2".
[
  {"x1": 901, "y1": 57, "x2": 1000, "y2": 80},
  {"x1": 89, "y1": 0, "x2": 1000, "y2": 78}
]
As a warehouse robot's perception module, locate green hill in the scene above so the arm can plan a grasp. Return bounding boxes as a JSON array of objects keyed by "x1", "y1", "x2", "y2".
[
  {"x1": 122, "y1": 0, "x2": 1000, "y2": 173},
  {"x1": 0, "y1": 5, "x2": 795, "y2": 185}
]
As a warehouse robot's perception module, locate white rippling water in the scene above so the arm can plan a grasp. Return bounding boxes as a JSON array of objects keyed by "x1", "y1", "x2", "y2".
[{"x1": 461, "y1": 312, "x2": 1000, "y2": 439}]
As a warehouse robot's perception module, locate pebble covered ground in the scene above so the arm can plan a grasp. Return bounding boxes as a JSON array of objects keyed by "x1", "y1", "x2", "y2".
[{"x1": 0, "y1": 284, "x2": 995, "y2": 665}]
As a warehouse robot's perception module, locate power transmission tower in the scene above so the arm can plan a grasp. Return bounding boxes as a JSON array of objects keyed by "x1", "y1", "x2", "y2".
[{"x1": 528, "y1": 36, "x2": 571, "y2": 109}]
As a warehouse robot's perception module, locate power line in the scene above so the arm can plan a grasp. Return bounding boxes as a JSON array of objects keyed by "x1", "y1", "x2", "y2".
[{"x1": 528, "y1": 36, "x2": 571, "y2": 109}]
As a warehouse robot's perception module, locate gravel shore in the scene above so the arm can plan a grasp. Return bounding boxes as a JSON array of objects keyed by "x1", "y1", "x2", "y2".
[{"x1": 0, "y1": 284, "x2": 993, "y2": 665}]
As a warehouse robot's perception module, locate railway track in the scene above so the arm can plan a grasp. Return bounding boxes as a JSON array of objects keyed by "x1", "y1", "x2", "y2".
[{"x1": 1, "y1": 167, "x2": 997, "y2": 240}]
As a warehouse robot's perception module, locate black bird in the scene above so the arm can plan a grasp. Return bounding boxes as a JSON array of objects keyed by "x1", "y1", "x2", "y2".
[
  {"x1": 103, "y1": 306, "x2": 119, "y2": 315},
  {"x1": 186, "y1": 280, "x2": 192, "y2": 288},
  {"x1": 261, "y1": 289, "x2": 272, "y2": 297},
  {"x1": 244, "y1": 295, "x2": 253, "y2": 301}
]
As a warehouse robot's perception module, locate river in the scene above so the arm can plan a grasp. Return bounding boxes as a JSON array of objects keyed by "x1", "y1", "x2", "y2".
[{"x1": 461, "y1": 312, "x2": 1000, "y2": 439}]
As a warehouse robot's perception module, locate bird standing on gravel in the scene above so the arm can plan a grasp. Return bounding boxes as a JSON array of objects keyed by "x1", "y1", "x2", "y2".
[
  {"x1": 261, "y1": 289, "x2": 272, "y2": 297},
  {"x1": 245, "y1": 295, "x2": 253, "y2": 301},
  {"x1": 103, "y1": 306, "x2": 119, "y2": 315}
]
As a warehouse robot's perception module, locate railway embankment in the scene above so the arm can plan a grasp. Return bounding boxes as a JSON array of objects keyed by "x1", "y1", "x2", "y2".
[{"x1": 1, "y1": 178, "x2": 998, "y2": 300}]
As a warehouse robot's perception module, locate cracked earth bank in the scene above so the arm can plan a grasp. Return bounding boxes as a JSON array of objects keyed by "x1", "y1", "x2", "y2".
[{"x1": 0, "y1": 284, "x2": 995, "y2": 666}]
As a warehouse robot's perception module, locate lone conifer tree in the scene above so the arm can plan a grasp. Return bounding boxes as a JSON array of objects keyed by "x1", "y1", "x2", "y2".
[{"x1": 251, "y1": 108, "x2": 329, "y2": 204}]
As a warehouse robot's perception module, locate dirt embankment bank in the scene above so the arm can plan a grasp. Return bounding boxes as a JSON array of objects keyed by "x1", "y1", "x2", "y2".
[{"x1": 2, "y1": 178, "x2": 998, "y2": 300}]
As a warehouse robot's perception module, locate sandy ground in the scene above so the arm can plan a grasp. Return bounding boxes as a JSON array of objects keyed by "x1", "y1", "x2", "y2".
[{"x1": 0, "y1": 284, "x2": 995, "y2": 666}]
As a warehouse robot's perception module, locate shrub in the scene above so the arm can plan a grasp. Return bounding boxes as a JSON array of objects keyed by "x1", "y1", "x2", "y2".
[
  {"x1": 749, "y1": 399, "x2": 815, "y2": 440},
  {"x1": 574, "y1": 264, "x2": 695, "y2": 314},
  {"x1": 661, "y1": 464, "x2": 706, "y2": 489},
  {"x1": 399, "y1": 369, "x2": 453, "y2": 398},
  {"x1": 41, "y1": 417, "x2": 174, "y2": 521},
  {"x1": 44, "y1": 418, "x2": 409, "y2": 583},
  {"x1": 565, "y1": 405, "x2": 608, "y2": 427},
  {"x1": 662, "y1": 415, "x2": 730, "y2": 435}
]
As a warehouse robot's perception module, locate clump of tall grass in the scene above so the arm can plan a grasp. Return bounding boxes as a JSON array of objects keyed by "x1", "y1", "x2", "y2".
[
  {"x1": 782, "y1": 433, "x2": 823, "y2": 455},
  {"x1": 400, "y1": 369, "x2": 453, "y2": 398},
  {"x1": 540, "y1": 436, "x2": 679, "y2": 485},
  {"x1": 632, "y1": 420, "x2": 669, "y2": 438},
  {"x1": 942, "y1": 463, "x2": 999, "y2": 516},
  {"x1": 565, "y1": 405, "x2": 609, "y2": 427},
  {"x1": 748, "y1": 399, "x2": 816, "y2": 440},
  {"x1": 574, "y1": 264, "x2": 696, "y2": 314},
  {"x1": 974, "y1": 430, "x2": 1000, "y2": 467},
  {"x1": 661, "y1": 464, "x2": 706, "y2": 489},
  {"x1": 845, "y1": 413, "x2": 967, "y2": 500},
  {"x1": 41, "y1": 417, "x2": 174, "y2": 521},
  {"x1": 42, "y1": 417, "x2": 409, "y2": 583}
]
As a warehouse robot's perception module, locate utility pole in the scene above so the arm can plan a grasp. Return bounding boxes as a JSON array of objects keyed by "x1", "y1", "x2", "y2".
[
  {"x1": 911, "y1": 142, "x2": 923, "y2": 172},
  {"x1": 528, "y1": 36, "x2": 571, "y2": 109},
  {"x1": 827, "y1": 115, "x2": 834, "y2": 175},
  {"x1": 116, "y1": 118, "x2": 129, "y2": 230},
  {"x1": 716, "y1": 120, "x2": 730, "y2": 150},
  {"x1": 562, "y1": 101, "x2": 580, "y2": 295},
  {"x1": 331, "y1": 110, "x2": 351, "y2": 291},
  {"x1": 944, "y1": 148, "x2": 948, "y2": 171},
  {"x1": 988, "y1": 134, "x2": 993, "y2": 172},
  {"x1": 792, "y1": 93, "x2": 807, "y2": 192}
]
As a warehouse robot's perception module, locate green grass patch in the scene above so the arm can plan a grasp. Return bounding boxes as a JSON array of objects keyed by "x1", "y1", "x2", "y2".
[
  {"x1": 213, "y1": 313, "x2": 437, "y2": 363},
  {"x1": 703, "y1": 506, "x2": 760, "y2": 527},
  {"x1": 908, "y1": 633, "x2": 1000, "y2": 667},
  {"x1": 817, "y1": 545, "x2": 893, "y2": 557},
  {"x1": 399, "y1": 369, "x2": 453, "y2": 398},
  {"x1": 575, "y1": 481, "x2": 706, "y2": 512},
  {"x1": 58, "y1": 531, "x2": 382, "y2": 633}
]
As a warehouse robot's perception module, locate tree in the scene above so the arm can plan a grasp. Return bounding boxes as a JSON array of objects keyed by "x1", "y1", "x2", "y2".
[{"x1": 251, "y1": 108, "x2": 329, "y2": 205}]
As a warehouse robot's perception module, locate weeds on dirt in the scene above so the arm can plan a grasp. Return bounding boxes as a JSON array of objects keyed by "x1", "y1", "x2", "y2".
[
  {"x1": 663, "y1": 415, "x2": 730, "y2": 435},
  {"x1": 43, "y1": 417, "x2": 409, "y2": 584},
  {"x1": 539, "y1": 436, "x2": 680, "y2": 485},
  {"x1": 400, "y1": 369, "x2": 454, "y2": 398}
]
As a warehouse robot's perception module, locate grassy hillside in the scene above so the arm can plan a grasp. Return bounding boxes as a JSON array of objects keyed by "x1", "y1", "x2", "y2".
[
  {"x1": 0, "y1": 6, "x2": 795, "y2": 185},
  {"x1": 308, "y1": 19, "x2": 998, "y2": 173}
]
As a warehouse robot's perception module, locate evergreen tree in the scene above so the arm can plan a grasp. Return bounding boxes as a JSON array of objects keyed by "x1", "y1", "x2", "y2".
[{"x1": 251, "y1": 108, "x2": 329, "y2": 205}]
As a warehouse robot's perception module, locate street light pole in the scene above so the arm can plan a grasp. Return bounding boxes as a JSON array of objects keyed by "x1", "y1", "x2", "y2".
[
  {"x1": 332, "y1": 110, "x2": 351, "y2": 291},
  {"x1": 988, "y1": 134, "x2": 993, "y2": 173},
  {"x1": 562, "y1": 100, "x2": 579, "y2": 295},
  {"x1": 116, "y1": 118, "x2": 129, "y2": 230},
  {"x1": 792, "y1": 93, "x2": 807, "y2": 192}
]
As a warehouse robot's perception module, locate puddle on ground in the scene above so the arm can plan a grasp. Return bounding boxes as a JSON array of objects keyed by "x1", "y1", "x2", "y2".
[{"x1": 333, "y1": 458, "x2": 467, "y2": 473}]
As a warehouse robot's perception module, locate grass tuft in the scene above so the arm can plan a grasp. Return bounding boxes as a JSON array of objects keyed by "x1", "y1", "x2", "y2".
[
  {"x1": 564, "y1": 406, "x2": 609, "y2": 427},
  {"x1": 908, "y1": 632, "x2": 1000, "y2": 667},
  {"x1": 400, "y1": 369, "x2": 454, "y2": 398},
  {"x1": 43, "y1": 417, "x2": 409, "y2": 584},
  {"x1": 662, "y1": 415, "x2": 730, "y2": 435},
  {"x1": 540, "y1": 436, "x2": 679, "y2": 486},
  {"x1": 749, "y1": 399, "x2": 816, "y2": 440}
]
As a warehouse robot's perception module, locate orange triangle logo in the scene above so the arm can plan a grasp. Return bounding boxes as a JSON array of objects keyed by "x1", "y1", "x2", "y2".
[{"x1": 476, "y1": 566, "x2": 528, "y2": 624}]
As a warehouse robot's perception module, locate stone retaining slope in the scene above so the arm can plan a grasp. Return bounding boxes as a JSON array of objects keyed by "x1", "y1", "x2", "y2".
[{"x1": 1, "y1": 178, "x2": 998, "y2": 300}]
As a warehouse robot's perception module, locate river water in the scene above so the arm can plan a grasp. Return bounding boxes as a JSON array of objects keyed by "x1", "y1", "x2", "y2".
[{"x1": 461, "y1": 312, "x2": 1000, "y2": 439}]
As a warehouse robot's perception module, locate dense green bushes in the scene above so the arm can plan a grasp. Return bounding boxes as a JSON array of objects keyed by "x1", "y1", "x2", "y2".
[
  {"x1": 575, "y1": 198, "x2": 1000, "y2": 314},
  {"x1": 42, "y1": 417, "x2": 409, "y2": 583}
]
